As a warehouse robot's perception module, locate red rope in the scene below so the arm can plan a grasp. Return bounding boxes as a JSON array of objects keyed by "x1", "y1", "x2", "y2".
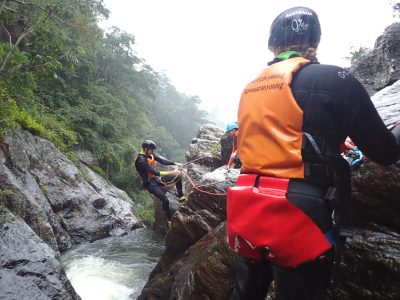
[{"x1": 182, "y1": 170, "x2": 227, "y2": 197}]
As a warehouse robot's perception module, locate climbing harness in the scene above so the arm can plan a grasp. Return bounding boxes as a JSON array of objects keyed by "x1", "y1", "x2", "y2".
[{"x1": 153, "y1": 173, "x2": 181, "y2": 187}]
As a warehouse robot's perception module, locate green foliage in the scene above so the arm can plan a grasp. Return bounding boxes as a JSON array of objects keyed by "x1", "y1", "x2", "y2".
[
  {"x1": 0, "y1": 91, "x2": 18, "y2": 138},
  {"x1": 0, "y1": 0, "x2": 209, "y2": 226},
  {"x1": 0, "y1": 43, "x2": 36, "y2": 98},
  {"x1": 38, "y1": 114, "x2": 78, "y2": 154},
  {"x1": 346, "y1": 46, "x2": 371, "y2": 66},
  {"x1": 0, "y1": 90, "x2": 45, "y2": 139},
  {"x1": 0, "y1": 93, "x2": 77, "y2": 163},
  {"x1": 0, "y1": 189, "x2": 14, "y2": 222},
  {"x1": 134, "y1": 190, "x2": 155, "y2": 227},
  {"x1": 0, "y1": 189, "x2": 14, "y2": 199},
  {"x1": 0, "y1": 89, "x2": 77, "y2": 153},
  {"x1": 14, "y1": 109, "x2": 45, "y2": 135},
  {"x1": 0, "y1": 213, "x2": 14, "y2": 225},
  {"x1": 39, "y1": 183, "x2": 48, "y2": 197},
  {"x1": 91, "y1": 165, "x2": 107, "y2": 178}
]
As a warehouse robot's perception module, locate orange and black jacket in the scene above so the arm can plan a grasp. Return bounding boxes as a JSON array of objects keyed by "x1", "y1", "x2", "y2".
[
  {"x1": 238, "y1": 57, "x2": 400, "y2": 234},
  {"x1": 135, "y1": 153, "x2": 175, "y2": 187}
]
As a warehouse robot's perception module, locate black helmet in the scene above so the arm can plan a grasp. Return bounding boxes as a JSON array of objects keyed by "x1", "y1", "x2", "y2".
[
  {"x1": 268, "y1": 7, "x2": 321, "y2": 50},
  {"x1": 142, "y1": 140, "x2": 156, "y2": 150}
]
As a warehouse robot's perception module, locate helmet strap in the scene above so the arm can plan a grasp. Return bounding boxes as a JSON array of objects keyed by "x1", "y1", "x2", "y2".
[{"x1": 276, "y1": 50, "x2": 302, "y2": 60}]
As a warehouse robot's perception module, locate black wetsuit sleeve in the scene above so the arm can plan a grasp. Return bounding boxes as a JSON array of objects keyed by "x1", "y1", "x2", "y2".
[
  {"x1": 346, "y1": 76, "x2": 399, "y2": 165},
  {"x1": 154, "y1": 154, "x2": 175, "y2": 165}
]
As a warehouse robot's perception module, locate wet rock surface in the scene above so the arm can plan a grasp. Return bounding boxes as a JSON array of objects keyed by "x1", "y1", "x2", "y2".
[
  {"x1": 0, "y1": 130, "x2": 143, "y2": 299},
  {"x1": 370, "y1": 79, "x2": 400, "y2": 127},
  {"x1": 336, "y1": 228, "x2": 400, "y2": 300},
  {"x1": 0, "y1": 209, "x2": 80, "y2": 299}
]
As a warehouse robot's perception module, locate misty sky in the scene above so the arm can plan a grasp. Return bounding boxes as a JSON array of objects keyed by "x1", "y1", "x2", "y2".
[{"x1": 100, "y1": 0, "x2": 396, "y2": 127}]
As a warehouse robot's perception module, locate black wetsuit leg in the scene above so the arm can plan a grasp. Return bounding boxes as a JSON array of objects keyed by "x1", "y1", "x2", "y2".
[
  {"x1": 232, "y1": 249, "x2": 333, "y2": 300},
  {"x1": 272, "y1": 249, "x2": 334, "y2": 300},
  {"x1": 160, "y1": 174, "x2": 183, "y2": 198},
  {"x1": 232, "y1": 254, "x2": 272, "y2": 300},
  {"x1": 146, "y1": 183, "x2": 171, "y2": 220}
]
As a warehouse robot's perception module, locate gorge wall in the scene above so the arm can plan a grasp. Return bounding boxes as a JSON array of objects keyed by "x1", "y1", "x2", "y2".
[{"x1": 0, "y1": 130, "x2": 143, "y2": 299}]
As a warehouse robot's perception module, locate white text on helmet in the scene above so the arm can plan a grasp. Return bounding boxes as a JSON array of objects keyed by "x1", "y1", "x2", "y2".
[
  {"x1": 285, "y1": 10, "x2": 313, "y2": 18},
  {"x1": 291, "y1": 19, "x2": 309, "y2": 33}
]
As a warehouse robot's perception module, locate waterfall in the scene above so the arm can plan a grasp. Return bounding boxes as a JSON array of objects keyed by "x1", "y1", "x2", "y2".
[{"x1": 62, "y1": 228, "x2": 164, "y2": 300}]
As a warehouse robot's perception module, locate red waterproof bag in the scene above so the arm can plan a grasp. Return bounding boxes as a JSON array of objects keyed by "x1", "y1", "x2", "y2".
[{"x1": 227, "y1": 174, "x2": 331, "y2": 267}]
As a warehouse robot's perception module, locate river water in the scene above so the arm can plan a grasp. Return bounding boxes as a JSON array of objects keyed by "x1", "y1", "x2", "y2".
[{"x1": 61, "y1": 228, "x2": 165, "y2": 300}]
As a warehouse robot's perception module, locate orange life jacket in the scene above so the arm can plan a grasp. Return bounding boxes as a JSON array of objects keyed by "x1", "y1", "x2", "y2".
[
  {"x1": 146, "y1": 154, "x2": 156, "y2": 180},
  {"x1": 237, "y1": 57, "x2": 310, "y2": 178}
]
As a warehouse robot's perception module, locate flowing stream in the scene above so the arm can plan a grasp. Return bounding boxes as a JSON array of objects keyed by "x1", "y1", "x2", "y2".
[{"x1": 61, "y1": 228, "x2": 165, "y2": 300}]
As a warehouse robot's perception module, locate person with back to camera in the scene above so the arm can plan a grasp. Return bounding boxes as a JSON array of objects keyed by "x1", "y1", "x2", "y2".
[{"x1": 226, "y1": 6, "x2": 400, "y2": 300}]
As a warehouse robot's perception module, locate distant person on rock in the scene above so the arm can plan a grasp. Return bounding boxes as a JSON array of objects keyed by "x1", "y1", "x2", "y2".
[
  {"x1": 221, "y1": 122, "x2": 241, "y2": 169},
  {"x1": 134, "y1": 140, "x2": 185, "y2": 221},
  {"x1": 227, "y1": 6, "x2": 400, "y2": 300}
]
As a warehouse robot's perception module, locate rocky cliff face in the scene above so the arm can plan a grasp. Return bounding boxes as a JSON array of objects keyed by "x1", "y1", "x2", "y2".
[
  {"x1": 0, "y1": 130, "x2": 143, "y2": 299},
  {"x1": 139, "y1": 26, "x2": 400, "y2": 299},
  {"x1": 350, "y1": 22, "x2": 400, "y2": 95}
]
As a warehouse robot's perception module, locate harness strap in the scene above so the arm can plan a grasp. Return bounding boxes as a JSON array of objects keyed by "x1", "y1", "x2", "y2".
[
  {"x1": 302, "y1": 133, "x2": 338, "y2": 158},
  {"x1": 302, "y1": 132, "x2": 336, "y2": 179},
  {"x1": 303, "y1": 132, "x2": 324, "y2": 161},
  {"x1": 302, "y1": 132, "x2": 344, "y2": 288}
]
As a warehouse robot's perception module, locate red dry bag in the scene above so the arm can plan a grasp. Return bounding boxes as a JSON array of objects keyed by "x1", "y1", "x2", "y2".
[{"x1": 227, "y1": 174, "x2": 332, "y2": 267}]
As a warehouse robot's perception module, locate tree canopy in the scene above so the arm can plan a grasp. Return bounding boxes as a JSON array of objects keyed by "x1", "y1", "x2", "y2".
[{"x1": 0, "y1": 0, "x2": 208, "y2": 202}]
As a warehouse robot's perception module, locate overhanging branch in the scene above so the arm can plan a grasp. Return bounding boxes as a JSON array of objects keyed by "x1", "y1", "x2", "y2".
[
  {"x1": 11, "y1": 0, "x2": 68, "y2": 23},
  {"x1": 0, "y1": 26, "x2": 33, "y2": 72},
  {"x1": 0, "y1": 0, "x2": 7, "y2": 16},
  {"x1": 1, "y1": 25, "x2": 12, "y2": 46}
]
